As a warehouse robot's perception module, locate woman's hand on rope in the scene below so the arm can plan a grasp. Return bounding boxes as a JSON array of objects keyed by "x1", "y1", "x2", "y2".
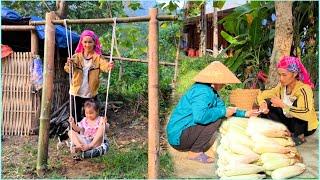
[
  {"x1": 67, "y1": 58, "x2": 74, "y2": 65},
  {"x1": 108, "y1": 61, "x2": 115, "y2": 71}
]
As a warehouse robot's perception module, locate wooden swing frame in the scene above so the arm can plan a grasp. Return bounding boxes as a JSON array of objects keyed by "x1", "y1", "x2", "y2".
[{"x1": 2, "y1": 8, "x2": 177, "y2": 178}]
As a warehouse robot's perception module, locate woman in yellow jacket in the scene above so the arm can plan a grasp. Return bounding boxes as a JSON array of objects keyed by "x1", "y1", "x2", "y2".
[
  {"x1": 64, "y1": 30, "x2": 114, "y2": 122},
  {"x1": 257, "y1": 56, "x2": 317, "y2": 145}
]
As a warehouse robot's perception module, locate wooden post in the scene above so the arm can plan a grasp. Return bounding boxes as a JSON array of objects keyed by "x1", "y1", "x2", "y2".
[
  {"x1": 171, "y1": 36, "x2": 180, "y2": 99},
  {"x1": 212, "y1": 7, "x2": 218, "y2": 57},
  {"x1": 31, "y1": 30, "x2": 39, "y2": 55},
  {"x1": 36, "y1": 12, "x2": 55, "y2": 176},
  {"x1": 148, "y1": 8, "x2": 159, "y2": 179},
  {"x1": 199, "y1": 2, "x2": 207, "y2": 57}
]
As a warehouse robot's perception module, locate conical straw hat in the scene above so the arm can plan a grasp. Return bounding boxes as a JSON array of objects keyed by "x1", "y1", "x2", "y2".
[{"x1": 194, "y1": 61, "x2": 241, "y2": 84}]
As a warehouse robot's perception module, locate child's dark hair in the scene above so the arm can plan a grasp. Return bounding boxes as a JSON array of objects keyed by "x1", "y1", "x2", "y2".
[{"x1": 84, "y1": 99, "x2": 99, "y2": 112}]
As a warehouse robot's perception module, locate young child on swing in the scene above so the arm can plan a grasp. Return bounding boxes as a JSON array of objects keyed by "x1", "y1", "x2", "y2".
[
  {"x1": 64, "y1": 29, "x2": 114, "y2": 122},
  {"x1": 68, "y1": 99, "x2": 110, "y2": 152}
]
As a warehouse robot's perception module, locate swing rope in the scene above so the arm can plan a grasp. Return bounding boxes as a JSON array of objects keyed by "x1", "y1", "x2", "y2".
[
  {"x1": 64, "y1": 19, "x2": 78, "y2": 123},
  {"x1": 102, "y1": 17, "x2": 117, "y2": 144},
  {"x1": 64, "y1": 19, "x2": 78, "y2": 153},
  {"x1": 104, "y1": 17, "x2": 117, "y2": 118},
  {"x1": 64, "y1": 19, "x2": 73, "y2": 120}
]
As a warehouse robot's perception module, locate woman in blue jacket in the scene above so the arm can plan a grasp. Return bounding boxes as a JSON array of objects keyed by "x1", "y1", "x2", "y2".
[{"x1": 166, "y1": 61, "x2": 257, "y2": 163}]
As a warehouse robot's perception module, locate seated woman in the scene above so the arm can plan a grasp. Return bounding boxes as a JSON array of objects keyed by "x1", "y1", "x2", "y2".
[
  {"x1": 257, "y1": 56, "x2": 318, "y2": 146},
  {"x1": 166, "y1": 61, "x2": 258, "y2": 164}
]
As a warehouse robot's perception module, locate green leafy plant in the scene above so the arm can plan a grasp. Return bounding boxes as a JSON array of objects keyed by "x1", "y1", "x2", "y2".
[{"x1": 219, "y1": 1, "x2": 275, "y2": 81}]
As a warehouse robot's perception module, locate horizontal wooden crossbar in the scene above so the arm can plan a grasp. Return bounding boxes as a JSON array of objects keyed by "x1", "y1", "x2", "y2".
[{"x1": 29, "y1": 15, "x2": 177, "y2": 25}]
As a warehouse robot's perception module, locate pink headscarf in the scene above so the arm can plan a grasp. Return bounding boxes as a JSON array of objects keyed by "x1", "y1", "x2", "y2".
[
  {"x1": 277, "y1": 56, "x2": 314, "y2": 88},
  {"x1": 75, "y1": 30, "x2": 102, "y2": 55}
]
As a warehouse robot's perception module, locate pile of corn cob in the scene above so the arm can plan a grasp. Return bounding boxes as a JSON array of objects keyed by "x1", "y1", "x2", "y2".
[{"x1": 216, "y1": 117, "x2": 306, "y2": 179}]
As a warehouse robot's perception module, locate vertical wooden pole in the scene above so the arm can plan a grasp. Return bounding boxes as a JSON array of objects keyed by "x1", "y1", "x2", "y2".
[
  {"x1": 36, "y1": 12, "x2": 55, "y2": 176},
  {"x1": 212, "y1": 7, "x2": 218, "y2": 57},
  {"x1": 148, "y1": 8, "x2": 159, "y2": 179},
  {"x1": 31, "y1": 30, "x2": 39, "y2": 55},
  {"x1": 171, "y1": 36, "x2": 180, "y2": 99},
  {"x1": 199, "y1": 2, "x2": 207, "y2": 57}
]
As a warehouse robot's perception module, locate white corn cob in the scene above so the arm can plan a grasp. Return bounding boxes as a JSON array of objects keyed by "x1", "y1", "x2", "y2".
[
  {"x1": 229, "y1": 141, "x2": 258, "y2": 156},
  {"x1": 271, "y1": 163, "x2": 306, "y2": 179},
  {"x1": 270, "y1": 137, "x2": 295, "y2": 147},
  {"x1": 252, "y1": 159, "x2": 263, "y2": 166},
  {"x1": 219, "y1": 148, "x2": 260, "y2": 164},
  {"x1": 220, "y1": 174, "x2": 266, "y2": 180},
  {"x1": 227, "y1": 117, "x2": 248, "y2": 129},
  {"x1": 218, "y1": 143, "x2": 259, "y2": 165},
  {"x1": 220, "y1": 121, "x2": 229, "y2": 135},
  {"x1": 251, "y1": 134, "x2": 294, "y2": 147},
  {"x1": 247, "y1": 117, "x2": 289, "y2": 138},
  {"x1": 265, "y1": 170, "x2": 272, "y2": 176},
  {"x1": 216, "y1": 163, "x2": 264, "y2": 177},
  {"x1": 261, "y1": 153, "x2": 295, "y2": 163},
  {"x1": 262, "y1": 158, "x2": 296, "y2": 171},
  {"x1": 220, "y1": 117, "x2": 248, "y2": 136},
  {"x1": 226, "y1": 131, "x2": 253, "y2": 148},
  {"x1": 253, "y1": 143, "x2": 291, "y2": 154},
  {"x1": 217, "y1": 158, "x2": 229, "y2": 168},
  {"x1": 220, "y1": 136, "x2": 231, "y2": 150}
]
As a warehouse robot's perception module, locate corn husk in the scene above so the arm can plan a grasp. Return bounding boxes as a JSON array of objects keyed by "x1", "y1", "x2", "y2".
[
  {"x1": 226, "y1": 131, "x2": 253, "y2": 148},
  {"x1": 261, "y1": 153, "x2": 293, "y2": 162},
  {"x1": 271, "y1": 137, "x2": 295, "y2": 147},
  {"x1": 222, "y1": 136, "x2": 258, "y2": 156},
  {"x1": 253, "y1": 143, "x2": 291, "y2": 154},
  {"x1": 228, "y1": 117, "x2": 248, "y2": 129},
  {"x1": 220, "y1": 117, "x2": 248, "y2": 136},
  {"x1": 220, "y1": 174, "x2": 266, "y2": 180},
  {"x1": 219, "y1": 147, "x2": 260, "y2": 164},
  {"x1": 217, "y1": 158, "x2": 229, "y2": 168},
  {"x1": 262, "y1": 158, "x2": 296, "y2": 171},
  {"x1": 252, "y1": 159, "x2": 263, "y2": 166},
  {"x1": 251, "y1": 134, "x2": 294, "y2": 147},
  {"x1": 261, "y1": 153, "x2": 296, "y2": 163},
  {"x1": 247, "y1": 117, "x2": 289, "y2": 138},
  {"x1": 265, "y1": 170, "x2": 272, "y2": 176},
  {"x1": 216, "y1": 163, "x2": 264, "y2": 177},
  {"x1": 229, "y1": 142, "x2": 258, "y2": 156},
  {"x1": 271, "y1": 163, "x2": 306, "y2": 179}
]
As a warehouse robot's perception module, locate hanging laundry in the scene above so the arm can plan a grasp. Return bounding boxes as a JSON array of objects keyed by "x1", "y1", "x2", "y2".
[{"x1": 30, "y1": 55, "x2": 43, "y2": 92}]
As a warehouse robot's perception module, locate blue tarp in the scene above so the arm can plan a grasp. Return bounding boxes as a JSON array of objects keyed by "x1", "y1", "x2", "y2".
[{"x1": 2, "y1": 7, "x2": 80, "y2": 48}]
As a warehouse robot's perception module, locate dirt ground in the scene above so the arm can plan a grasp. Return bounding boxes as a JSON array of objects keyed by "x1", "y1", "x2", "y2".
[{"x1": 1, "y1": 107, "x2": 152, "y2": 178}]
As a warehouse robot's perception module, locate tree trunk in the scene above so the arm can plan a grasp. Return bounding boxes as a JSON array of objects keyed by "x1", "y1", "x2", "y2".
[
  {"x1": 266, "y1": 1, "x2": 293, "y2": 89},
  {"x1": 55, "y1": 0, "x2": 68, "y2": 19},
  {"x1": 199, "y1": 2, "x2": 207, "y2": 57},
  {"x1": 212, "y1": 7, "x2": 218, "y2": 57}
]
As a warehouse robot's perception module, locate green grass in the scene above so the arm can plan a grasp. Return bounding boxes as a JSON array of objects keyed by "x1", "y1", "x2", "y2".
[{"x1": 92, "y1": 144, "x2": 175, "y2": 179}]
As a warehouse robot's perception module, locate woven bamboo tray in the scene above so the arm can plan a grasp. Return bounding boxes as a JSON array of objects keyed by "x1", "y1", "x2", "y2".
[{"x1": 229, "y1": 89, "x2": 260, "y2": 110}]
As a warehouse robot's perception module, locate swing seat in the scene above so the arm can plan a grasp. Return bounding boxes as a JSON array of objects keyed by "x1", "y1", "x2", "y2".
[{"x1": 76, "y1": 138, "x2": 110, "y2": 159}]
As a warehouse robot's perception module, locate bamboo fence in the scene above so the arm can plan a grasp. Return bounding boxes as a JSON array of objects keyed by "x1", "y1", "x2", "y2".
[{"x1": 1, "y1": 52, "x2": 37, "y2": 135}]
